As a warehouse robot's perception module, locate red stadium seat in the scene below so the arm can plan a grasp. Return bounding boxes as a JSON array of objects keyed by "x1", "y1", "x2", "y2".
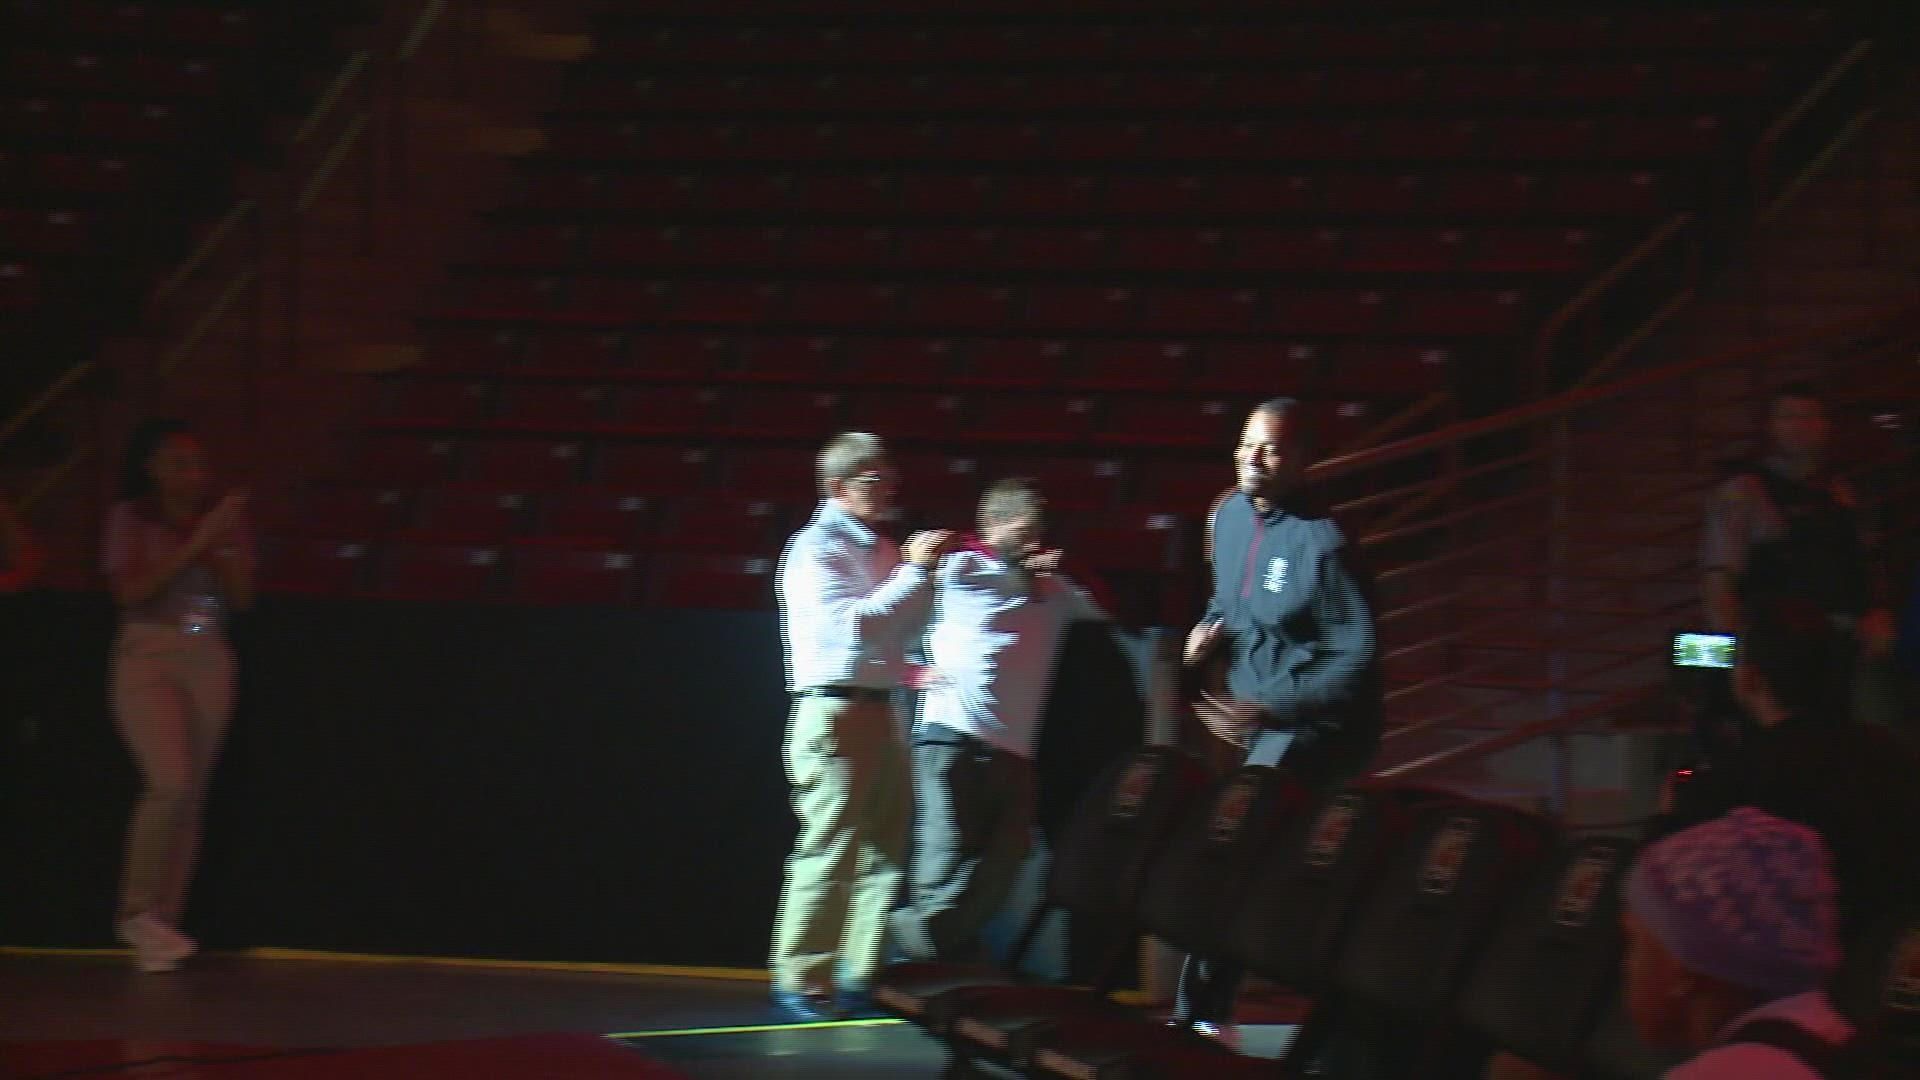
[
  {"x1": 377, "y1": 377, "x2": 491, "y2": 426},
  {"x1": 465, "y1": 438, "x2": 589, "y2": 486},
  {"x1": 732, "y1": 334, "x2": 840, "y2": 384},
  {"x1": 896, "y1": 226, "x2": 1003, "y2": 270},
  {"x1": 715, "y1": 387, "x2": 847, "y2": 440},
  {"x1": 1400, "y1": 289, "x2": 1529, "y2": 337},
  {"x1": 598, "y1": 442, "x2": 718, "y2": 494},
  {"x1": 785, "y1": 226, "x2": 896, "y2": 269},
  {"x1": 262, "y1": 535, "x2": 375, "y2": 595},
  {"x1": 1139, "y1": 458, "x2": 1234, "y2": 510},
  {"x1": 1025, "y1": 285, "x2": 1138, "y2": 333},
  {"x1": 895, "y1": 451, "x2": 989, "y2": 505},
  {"x1": 972, "y1": 392, "x2": 1099, "y2": 445},
  {"x1": 1072, "y1": 340, "x2": 1196, "y2": 392},
  {"x1": 537, "y1": 486, "x2": 655, "y2": 545},
  {"x1": 646, "y1": 496, "x2": 790, "y2": 554},
  {"x1": 507, "y1": 544, "x2": 640, "y2": 606},
  {"x1": 904, "y1": 283, "x2": 1014, "y2": 329},
  {"x1": 849, "y1": 389, "x2": 968, "y2": 440},
  {"x1": 1227, "y1": 228, "x2": 1341, "y2": 273},
  {"x1": 407, "y1": 485, "x2": 535, "y2": 543},
  {"x1": 373, "y1": 541, "x2": 503, "y2": 602},
  {"x1": 648, "y1": 553, "x2": 778, "y2": 610},
  {"x1": 1002, "y1": 227, "x2": 1109, "y2": 271},
  {"x1": 525, "y1": 330, "x2": 629, "y2": 372},
  {"x1": 787, "y1": 280, "x2": 903, "y2": 326},
  {"x1": 1100, "y1": 396, "x2": 1242, "y2": 451},
  {"x1": 1341, "y1": 229, "x2": 1468, "y2": 273},
  {"x1": 1141, "y1": 287, "x2": 1262, "y2": 334},
  {"x1": 492, "y1": 383, "x2": 615, "y2": 429},
  {"x1": 1192, "y1": 341, "x2": 1323, "y2": 396},
  {"x1": 612, "y1": 385, "x2": 722, "y2": 437},
  {"x1": 300, "y1": 487, "x2": 409, "y2": 536},
  {"x1": 426, "y1": 322, "x2": 526, "y2": 368},
  {"x1": 898, "y1": 173, "x2": 999, "y2": 215},
  {"x1": 1109, "y1": 228, "x2": 1225, "y2": 272},
  {"x1": 1007, "y1": 456, "x2": 1129, "y2": 511},
  {"x1": 1272, "y1": 289, "x2": 1390, "y2": 336},
  {"x1": 679, "y1": 225, "x2": 792, "y2": 269},
  {"x1": 628, "y1": 331, "x2": 733, "y2": 378},
  {"x1": 958, "y1": 338, "x2": 1073, "y2": 389},
  {"x1": 721, "y1": 445, "x2": 819, "y2": 500},
  {"x1": 350, "y1": 434, "x2": 459, "y2": 485}
]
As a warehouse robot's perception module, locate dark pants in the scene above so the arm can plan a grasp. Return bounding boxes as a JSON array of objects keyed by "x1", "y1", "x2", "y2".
[
  {"x1": 1176, "y1": 729, "x2": 1361, "y2": 1026},
  {"x1": 889, "y1": 726, "x2": 1036, "y2": 962}
]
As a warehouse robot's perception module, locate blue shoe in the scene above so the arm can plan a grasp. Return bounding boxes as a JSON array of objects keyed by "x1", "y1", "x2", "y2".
[
  {"x1": 770, "y1": 988, "x2": 838, "y2": 1024},
  {"x1": 836, "y1": 986, "x2": 888, "y2": 1020}
]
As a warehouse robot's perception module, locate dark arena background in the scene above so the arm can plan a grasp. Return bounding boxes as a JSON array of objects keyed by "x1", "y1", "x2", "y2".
[{"x1": 1, "y1": 0, "x2": 1916, "y2": 1077}]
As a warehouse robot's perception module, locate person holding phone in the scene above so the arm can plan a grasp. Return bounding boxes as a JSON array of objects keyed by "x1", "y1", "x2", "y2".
[{"x1": 102, "y1": 418, "x2": 255, "y2": 973}]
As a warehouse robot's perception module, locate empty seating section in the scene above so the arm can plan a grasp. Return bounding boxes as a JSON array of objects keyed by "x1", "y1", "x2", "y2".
[
  {"x1": 0, "y1": 1, "x2": 368, "y2": 348},
  {"x1": 264, "y1": 2, "x2": 1847, "y2": 608}
]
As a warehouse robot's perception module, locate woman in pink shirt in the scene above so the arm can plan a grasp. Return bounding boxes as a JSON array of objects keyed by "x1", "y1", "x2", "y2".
[{"x1": 101, "y1": 419, "x2": 254, "y2": 972}]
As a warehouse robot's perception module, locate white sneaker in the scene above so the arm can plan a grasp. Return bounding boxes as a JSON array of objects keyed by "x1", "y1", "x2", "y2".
[
  {"x1": 1191, "y1": 1021, "x2": 1244, "y2": 1052},
  {"x1": 116, "y1": 914, "x2": 195, "y2": 973}
]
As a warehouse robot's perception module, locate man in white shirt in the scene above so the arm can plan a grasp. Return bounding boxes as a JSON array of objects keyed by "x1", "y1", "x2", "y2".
[
  {"x1": 890, "y1": 477, "x2": 1107, "y2": 963},
  {"x1": 772, "y1": 432, "x2": 955, "y2": 1023}
]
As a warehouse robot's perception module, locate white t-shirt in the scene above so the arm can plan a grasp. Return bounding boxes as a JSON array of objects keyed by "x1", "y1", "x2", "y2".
[{"x1": 921, "y1": 547, "x2": 1106, "y2": 759}]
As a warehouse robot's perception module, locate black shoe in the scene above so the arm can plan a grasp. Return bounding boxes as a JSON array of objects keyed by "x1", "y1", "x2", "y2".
[{"x1": 770, "y1": 988, "x2": 838, "y2": 1024}]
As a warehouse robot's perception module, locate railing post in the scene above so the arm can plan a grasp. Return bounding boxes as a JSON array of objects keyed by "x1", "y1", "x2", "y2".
[
  {"x1": 1544, "y1": 416, "x2": 1573, "y2": 822},
  {"x1": 285, "y1": 170, "x2": 302, "y2": 370}
]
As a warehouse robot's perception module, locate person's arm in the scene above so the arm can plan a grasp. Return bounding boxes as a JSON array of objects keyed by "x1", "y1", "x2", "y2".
[
  {"x1": 106, "y1": 495, "x2": 242, "y2": 610},
  {"x1": 0, "y1": 496, "x2": 40, "y2": 592},
  {"x1": 1246, "y1": 541, "x2": 1377, "y2": 727},
  {"x1": 1701, "y1": 478, "x2": 1753, "y2": 635},
  {"x1": 788, "y1": 532, "x2": 948, "y2": 647},
  {"x1": 212, "y1": 514, "x2": 257, "y2": 612}
]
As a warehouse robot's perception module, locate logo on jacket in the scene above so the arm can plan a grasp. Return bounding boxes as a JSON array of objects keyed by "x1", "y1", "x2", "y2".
[{"x1": 1263, "y1": 557, "x2": 1288, "y2": 594}]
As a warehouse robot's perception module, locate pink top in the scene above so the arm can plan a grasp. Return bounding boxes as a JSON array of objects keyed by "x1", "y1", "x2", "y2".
[{"x1": 102, "y1": 500, "x2": 253, "y2": 632}]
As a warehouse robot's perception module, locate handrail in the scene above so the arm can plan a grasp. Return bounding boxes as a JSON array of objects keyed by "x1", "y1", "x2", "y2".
[
  {"x1": 0, "y1": 360, "x2": 96, "y2": 450},
  {"x1": 1335, "y1": 391, "x2": 1453, "y2": 457},
  {"x1": 1762, "y1": 106, "x2": 1877, "y2": 224},
  {"x1": 152, "y1": 199, "x2": 257, "y2": 305},
  {"x1": 1532, "y1": 212, "x2": 1696, "y2": 392},
  {"x1": 1752, "y1": 39, "x2": 1875, "y2": 204},
  {"x1": 400, "y1": 0, "x2": 452, "y2": 59},
  {"x1": 292, "y1": 50, "x2": 372, "y2": 146},
  {"x1": 158, "y1": 270, "x2": 258, "y2": 378},
  {"x1": 20, "y1": 447, "x2": 88, "y2": 511},
  {"x1": 1307, "y1": 303, "x2": 1919, "y2": 486}
]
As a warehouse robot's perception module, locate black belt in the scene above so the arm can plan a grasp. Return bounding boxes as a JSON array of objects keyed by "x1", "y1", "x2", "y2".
[{"x1": 795, "y1": 686, "x2": 893, "y2": 704}]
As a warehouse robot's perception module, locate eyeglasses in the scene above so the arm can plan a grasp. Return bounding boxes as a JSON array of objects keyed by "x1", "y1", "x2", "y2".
[{"x1": 847, "y1": 470, "x2": 898, "y2": 487}]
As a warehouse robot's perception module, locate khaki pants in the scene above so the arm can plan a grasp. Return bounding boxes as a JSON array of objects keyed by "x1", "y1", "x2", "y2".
[
  {"x1": 111, "y1": 624, "x2": 236, "y2": 924},
  {"x1": 769, "y1": 695, "x2": 910, "y2": 995}
]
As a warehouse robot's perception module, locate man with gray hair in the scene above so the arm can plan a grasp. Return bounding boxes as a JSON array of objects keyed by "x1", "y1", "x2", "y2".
[
  {"x1": 889, "y1": 477, "x2": 1108, "y2": 963},
  {"x1": 772, "y1": 432, "x2": 956, "y2": 1022}
]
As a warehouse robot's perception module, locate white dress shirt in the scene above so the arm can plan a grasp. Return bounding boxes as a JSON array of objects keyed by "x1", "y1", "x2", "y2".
[
  {"x1": 922, "y1": 546, "x2": 1107, "y2": 759},
  {"x1": 778, "y1": 500, "x2": 933, "y2": 692}
]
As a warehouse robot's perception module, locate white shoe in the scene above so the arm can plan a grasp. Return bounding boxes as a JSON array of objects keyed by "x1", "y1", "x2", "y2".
[
  {"x1": 117, "y1": 914, "x2": 195, "y2": 973},
  {"x1": 1191, "y1": 1021, "x2": 1244, "y2": 1052}
]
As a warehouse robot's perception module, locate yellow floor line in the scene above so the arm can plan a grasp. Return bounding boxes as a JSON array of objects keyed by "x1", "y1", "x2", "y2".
[{"x1": 609, "y1": 1018, "x2": 905, "y2": 1039}]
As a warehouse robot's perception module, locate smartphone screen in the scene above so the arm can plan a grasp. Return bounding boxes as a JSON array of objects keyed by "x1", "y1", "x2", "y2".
[{"x1": 1673, "y1": 632, "x2": 1736, "y2": 669}]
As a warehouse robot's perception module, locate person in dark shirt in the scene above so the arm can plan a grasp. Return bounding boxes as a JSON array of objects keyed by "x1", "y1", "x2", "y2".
[
  {"x1": 1660, "y1": 596, "x2": 1920, "y2": 951},
  {"x1": 1700, "y1": 383, "x2": 1896, "y2": 740},
  {"x1": 1175, "y1": 397, "x2": 1381, "y2": 1045}
]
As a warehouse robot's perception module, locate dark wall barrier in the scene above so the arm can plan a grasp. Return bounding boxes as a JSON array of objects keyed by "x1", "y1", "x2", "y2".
[{"x1": 1, "y1": 593, "x2": 1144, "y2": 967}]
